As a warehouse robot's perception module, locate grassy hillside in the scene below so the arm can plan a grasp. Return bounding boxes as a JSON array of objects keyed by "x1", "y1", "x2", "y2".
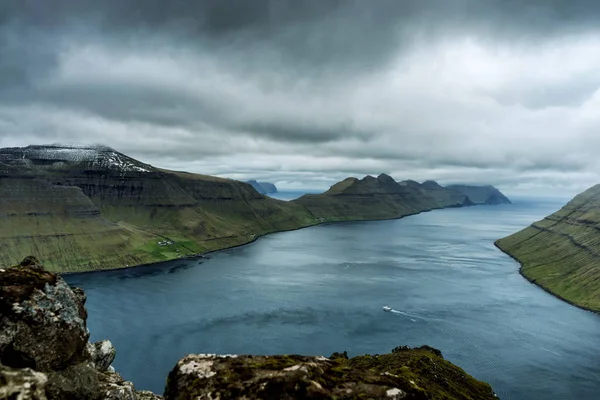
[
  {"x1": 496, "y1": 185, "x2": 600, "y2": 312},
  {"x1": 1, "y1": 145, "x2": 510, "y2": 274},
  {"x1": 293, "y1": 174, "x2": 472, "y2": 222},
  {"x1": 0, "y1": 146, "x2": 315, "y2": 273}
]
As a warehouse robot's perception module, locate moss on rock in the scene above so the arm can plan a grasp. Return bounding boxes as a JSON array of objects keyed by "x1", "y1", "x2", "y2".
[{"x1": 164, "y1": 350, "x2": 497, "y2": 400}]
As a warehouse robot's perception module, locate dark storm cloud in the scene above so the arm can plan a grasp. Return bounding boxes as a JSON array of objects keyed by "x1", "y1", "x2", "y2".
[{"x1": 1, "y1": 0, "x2": 600, "y2": 196}]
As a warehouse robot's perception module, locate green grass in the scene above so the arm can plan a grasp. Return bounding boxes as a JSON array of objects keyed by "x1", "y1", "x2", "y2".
[
  {"x1": 0, "y1": 163, "x2": 501, "y2": 275},
  {"x1": 496, "y1": 184, "x2": 600, "y2": 312}
]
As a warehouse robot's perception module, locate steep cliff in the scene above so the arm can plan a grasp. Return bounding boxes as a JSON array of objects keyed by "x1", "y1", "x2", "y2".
[
  {"x1": 246, "y1": 180, "x2": 278, "y2": 194},
  {"x1": 0, "y1": 145, "x2": 314, "y2": 272},
  {"x1": 258, "y1": 182, "x2": 278, "y2": 194},
  {"x1": 0, "y1": 144, "x2": 509, "y2": 273},
  {"x1": 496, "y1": 184, "x2": 600, "y2": 312},
  {"x1": 447, "y1": 185, "x2": 511, "y2": 205},
  {"x1": 0, "y1": 256, "x2": 162, "y2": 400},
  {"x1": 0, "y1": 258, "x2": 497, "y2": 400}
]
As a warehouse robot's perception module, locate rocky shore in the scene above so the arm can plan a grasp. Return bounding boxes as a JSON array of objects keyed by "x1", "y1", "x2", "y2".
[{"x1": 1, "y1": 257, "x2": 497, "y2": 399}]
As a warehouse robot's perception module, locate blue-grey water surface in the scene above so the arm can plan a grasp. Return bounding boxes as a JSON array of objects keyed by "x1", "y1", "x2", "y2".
[{"x1": 65, "y1": 197, "x2": 600, "y2": 399}]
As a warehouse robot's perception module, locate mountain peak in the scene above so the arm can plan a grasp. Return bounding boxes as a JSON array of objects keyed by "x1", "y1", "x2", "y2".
[
  {"x1": 377, "y1": 173, "x2": 395, "y2": 182},
  {"x1": 421, "y1": 180, "x2": 443, "y2": 189},
  {"x1": 1, "y1": 144, "x2": 154, "y2": 173}
]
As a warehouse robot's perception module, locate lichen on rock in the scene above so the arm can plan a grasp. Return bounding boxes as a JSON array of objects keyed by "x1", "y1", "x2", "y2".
[
  {"x1": 86, "y1": 340, "x2": 117, "y2": 372},
  {"x1": 164, "y1": 350, "x2": 497, "y2": 400},
  {"x1": 0, "y1": 257, "x2": 162, "y2": 400},
  {"x1": 0, "y1": 364, "x2": 48, "y2": 400},
  {"x1": 0, "y1": 257, "x2": 89, "y2": 371}
]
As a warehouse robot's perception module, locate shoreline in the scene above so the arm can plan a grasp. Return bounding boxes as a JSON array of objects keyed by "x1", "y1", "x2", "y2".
[
  {"x1": 493, "y1": 241, "x2": 599, "y2": 315},
  {"x1": 61, "y1": 204, "x2": 466, "y2": 276}
]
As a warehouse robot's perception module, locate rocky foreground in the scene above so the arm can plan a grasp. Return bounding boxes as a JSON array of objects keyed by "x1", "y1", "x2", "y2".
[{"x1": 0, "y1": 257, "x2": 497, "y2": 399}]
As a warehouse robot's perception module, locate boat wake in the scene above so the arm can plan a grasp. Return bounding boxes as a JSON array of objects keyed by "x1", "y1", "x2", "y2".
[{"x1": 383, "y1": 306, "x2": 420, "y2": 322}]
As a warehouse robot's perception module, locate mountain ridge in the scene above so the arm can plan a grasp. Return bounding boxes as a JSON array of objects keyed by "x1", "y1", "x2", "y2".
[{"x1": 0, "y1": 144, "x2": 510, "y2": 273}]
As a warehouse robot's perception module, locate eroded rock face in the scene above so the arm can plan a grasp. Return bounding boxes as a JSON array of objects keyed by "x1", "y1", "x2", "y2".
[
  {"x1": 0, "y1": 257, "x2": 163, "y2": 400},
  {"x1": 0, "y1": 256, "x2": 89, "y2": 371},
  {"x1": 0, "y1": 364, "x2": 48, "y2": 400},
  {"x1": 86, "y1": 340, "x2": 117, "y2": 372},
  {"x1": 164, "y1": 349, "x2": 497, "y2": 400}
]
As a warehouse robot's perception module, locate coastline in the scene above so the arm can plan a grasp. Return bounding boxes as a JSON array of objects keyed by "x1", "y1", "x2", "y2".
[
  {"x1": 493, "y1": 241, "x2": 599, "y2": 315},
  {"x1": 60, "y1": 205, "x2": 462, "y2": 276}
]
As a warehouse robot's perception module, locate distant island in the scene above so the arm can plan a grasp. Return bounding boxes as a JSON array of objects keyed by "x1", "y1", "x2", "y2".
[
  {"x1": 246, "y1": 180, "x2": 278, "y2": 194},
  {"x1": 0, "y1": 145, "x2": 511, "y2": 273},
  {"x1": 446, "y1": 184, "x2": 512, "y2": 205},
  {"x1": 496, "y1": 185, "x2": 600, "y2": 312}
]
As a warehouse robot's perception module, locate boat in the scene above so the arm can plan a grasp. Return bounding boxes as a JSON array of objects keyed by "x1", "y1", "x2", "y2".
[{"x1": 383, "y1": 306, "x2": 392, "y2": 312}]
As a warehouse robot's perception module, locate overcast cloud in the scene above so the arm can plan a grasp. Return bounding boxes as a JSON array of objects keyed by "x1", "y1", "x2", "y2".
[{"x1": 2, "y1": 0, "x2": 600, "y2": 196}]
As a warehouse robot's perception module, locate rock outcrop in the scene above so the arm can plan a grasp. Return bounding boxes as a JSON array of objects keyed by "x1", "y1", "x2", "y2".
[
  {"x1": 496, "y1": 184, "x2": 600, "y2": 312},
  {"x1": 0, "y1": 257, "x2": 163, "y2": 400},
  {"x1": 0, "y1": 364, "x2": 48, "y2": 400},
  {"x1": 164, "y1": 347, "x2": 496, "y2": 400},
  {"x1": 1, "y1": 257, "x2": 497, "y2": 399}
]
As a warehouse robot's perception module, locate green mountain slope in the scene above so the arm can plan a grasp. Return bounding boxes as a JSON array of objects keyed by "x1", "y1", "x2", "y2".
[
  {"x1": 293, "y1": 174, "x2": 472, "y2": 222},
  {"x1": 496, "y1": 185, "x2": 600, "y2": 312},
  {"x1": 0, "y1": 145, "x2": 510, "y2": 274},
  {"x1": 0, "y1": 145, "x2": 315, "y2": 272},
  {"x1": 417, "y1": 180, "x2": 474, "y2": 208}
]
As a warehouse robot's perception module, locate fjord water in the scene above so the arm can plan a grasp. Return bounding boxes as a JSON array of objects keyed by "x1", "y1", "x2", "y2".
[{"x1": 65, "y1": 198, "x2": 600, "y2": 399}]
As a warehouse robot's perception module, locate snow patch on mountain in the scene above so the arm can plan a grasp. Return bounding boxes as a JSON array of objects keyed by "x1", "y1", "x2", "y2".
[{"x1": 24, "y1": 145, "x2": 153, "y2": 173}]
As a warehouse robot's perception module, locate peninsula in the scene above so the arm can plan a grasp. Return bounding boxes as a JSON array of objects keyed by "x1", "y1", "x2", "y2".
[
  {"x1": 0, "y1": 145, "x2": 511, "y2": 273},
  {"x1": 496, "y1": 184, "x2": 600, "y2": 312}
]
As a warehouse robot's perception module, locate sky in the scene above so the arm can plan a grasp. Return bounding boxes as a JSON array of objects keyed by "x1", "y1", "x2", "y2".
[{"x1": 1, "y1": 0, "x2": 600, "y2": 197}]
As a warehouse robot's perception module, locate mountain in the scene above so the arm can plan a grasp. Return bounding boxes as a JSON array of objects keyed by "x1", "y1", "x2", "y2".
[
  {"x1": 293, "y1": 174, "x2": 472, "y2": 222},
  {"x1": 446, "y1": 185, "x2": 511, "y2": 205},
  {"x1": 0, "y1": 145, "x2": 314, "y2": 272},
  {"x1": 0, "y1": 145, "x2": 508, "y2": 273},
  {"x1": 415, "y1": 180, "x2": 474, "y2": 208},
  {"x1": 496, "y1": 185, "x2": 600, "y2": 312},
  {"x1": 246, "y1": 180, "x2": 278, "y2": 194},
  {"x1": 258, "y1": 181, "x2": 277, "y2": 193}
]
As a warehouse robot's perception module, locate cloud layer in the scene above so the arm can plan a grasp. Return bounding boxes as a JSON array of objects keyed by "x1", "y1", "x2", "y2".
[{"x1": 2, "y1": 0, "x2": 600, "y2": 196}]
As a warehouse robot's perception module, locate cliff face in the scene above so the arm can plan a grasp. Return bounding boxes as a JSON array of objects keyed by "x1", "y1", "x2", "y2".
[
  {"x1": 0, "y1": 146, "x2": 314, "y2": 272},
  {"x1": 496, "y1": 184, "x2": 600, "y2": 312},
  {"x1": 0, "y1": 144, "x2": 510, "y2": 273},
  {"x1": 246, "y1": 180, "x2": 278, "y2": 194},
  {"x1": 0, "y1": 258, "x2": 497, "y2": 400},
  {"x1": 446, "y1": 185, "x2": 511, "y2": 205},
  {"x1": 293, "y1": 175, "x2": 472, "y2": 222},
  {"x1": 0, "y1": 256, "x2": 163, "y2": 400},
  {"x1": 0, "y1": 161, "x2": 157, "y2": 272}
]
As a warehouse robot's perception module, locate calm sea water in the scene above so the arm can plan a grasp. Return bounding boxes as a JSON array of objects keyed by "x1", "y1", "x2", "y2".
[{"x1": 65, "y1": 197, "x2": 600, "y2": 399}]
